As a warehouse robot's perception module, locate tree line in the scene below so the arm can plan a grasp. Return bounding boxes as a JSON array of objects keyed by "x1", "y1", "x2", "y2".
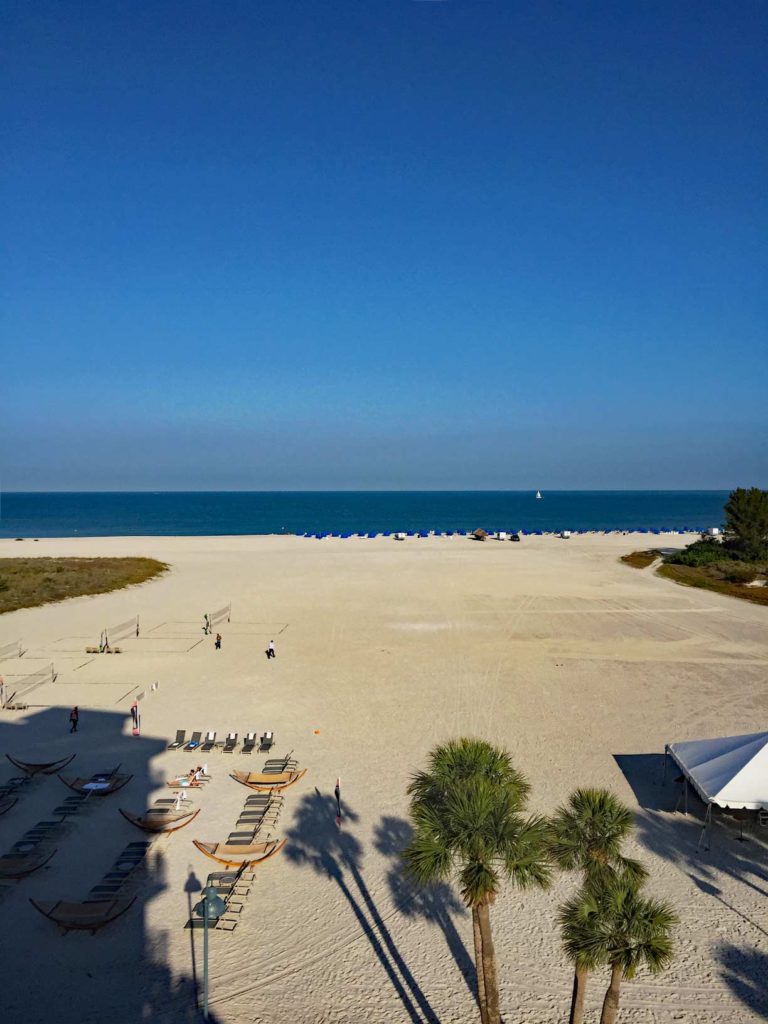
[{"x1": 404, "y1": 738, "x2": 676, "y2": 1024}]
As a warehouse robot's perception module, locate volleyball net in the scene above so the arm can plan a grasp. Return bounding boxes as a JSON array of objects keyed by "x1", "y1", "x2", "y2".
[
  {"x1": 1, "y1": 663, "x2": 56, "y2": 708},
  {"x1": 103, "y1": 615, "x2": 140, "y2": 647},
  {"x1": 204, "y1": 603, "x2": 231, "y2": 632},
  {"x1": 0, "y1": 639, "x2": 23, "y2": 661}
]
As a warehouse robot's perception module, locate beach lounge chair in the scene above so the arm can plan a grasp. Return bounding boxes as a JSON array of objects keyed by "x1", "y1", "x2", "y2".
[
  {"x1": 259, "y1": 732, "x2": 274, "y2": 752},
  {"x1": 241, "y1": 733, "x2": 256, "y2": 755},
  {"x1": 58, "y1": 769, "x2": 132, "y2": 796},
  {"x1": 192, "y1": 838, "x2": 286, "y2": 868},
  {"x1": 6, "y1": 753, "x2": 76, "y2": 776},
  {"x1": 119, "y1": 807, "x2": 200, "y2": 833},
  {"x1": 184, "y1": 731, "x2": 202, "y2": 751},
  {"x1": 222, "y1": 733, "x2": 238, "y2": 754},
  {"x1": 0, "y1": 848, "x2": 57, "y2": 878},
  {"x1": 30, "y1": 897, "x2": 136, "y2": 934},
  {"x1": 230, "y1": 769, "x2": 307, "y2": 792},
  {"x1": 0, "y1": 795, "x2": 18, "y2": 816},
  {"x1": 201, "y1": 732, "x2": 217, "y2": 753},
  {"x1": 167, "y1": 730, "x2": 186, "y2": 751}
]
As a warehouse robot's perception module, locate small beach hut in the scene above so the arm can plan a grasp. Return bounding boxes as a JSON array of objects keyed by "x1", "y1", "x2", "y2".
[{"x1": 472, "y1": 528, "x2": 488, "y2": 542}]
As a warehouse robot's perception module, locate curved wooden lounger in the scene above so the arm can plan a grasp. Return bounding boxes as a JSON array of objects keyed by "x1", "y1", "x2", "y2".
[
  {"x1": 0, "y1": 847, "x2": 57, "y2": 879},
  {"x1": 230, "y1": 769, "x2": 307, "y2": 792},
  {"x1": 193, "y1": 838, "x2": 287, "y2": 868},
  {"x1": 0, "y1": 795, "x2": 18, "y2": 817},
  {"x1": 6, "y1": 753, "x2": 76, "y2": 776},
  {"x1": 119, "y1": 807, "x2": 200, "y2": 833},
  {"x1": 58, "y1": 773, "x2": 132, "y2": 796},
  {"x1": 29, "y1": 896, "x2": 136, "y2": 933}
]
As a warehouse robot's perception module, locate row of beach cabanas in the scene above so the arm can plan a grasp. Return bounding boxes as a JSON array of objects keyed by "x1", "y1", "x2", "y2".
[{"x1": 298, "y1": 527, "x2": 706, "y2": 539}]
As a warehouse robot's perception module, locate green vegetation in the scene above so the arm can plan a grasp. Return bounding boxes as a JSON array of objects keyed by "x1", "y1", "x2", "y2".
[
  {"x1": 403, "y1": 738, "x2": 551, "y2": 1024},
  {"x1": 0, "y1": 557, "x2": 168, "y2": 615},
  {"x1": 725, "y1": 487, "x2": 768, "y2": 559},
  {"x1": 620, "y1": 550, "x2": 658, "y2": 570},
  {"x1": 657, "y1": 561, "x2": 768, "y2": 606},
  {"x1": 401, "y1": 749, "x2": 676, "y2": 1024},
  {"x1": 621, "y1": 489, "x2": 768, "y2": 606}
]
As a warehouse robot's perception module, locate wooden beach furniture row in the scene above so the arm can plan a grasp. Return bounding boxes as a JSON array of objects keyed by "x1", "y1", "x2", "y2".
[
  {"x1": 30, "y1": 839, "x2": 153, "y2": 933},
  {"x1": 167, "y1": 730, "x2": 275, "y2": 754},
  {"x1": 186, "y1": 863, "x2": 257, "y2": 933}
]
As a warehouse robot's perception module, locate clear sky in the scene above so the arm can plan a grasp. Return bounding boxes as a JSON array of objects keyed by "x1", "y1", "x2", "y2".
[{"x1": 2, "y1": 1, "x2": 766, "y2": 491}]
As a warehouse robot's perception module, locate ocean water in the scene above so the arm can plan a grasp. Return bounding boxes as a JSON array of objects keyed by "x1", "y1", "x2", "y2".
[{"x1": 0, "y1": 491, "x2": 728, "y2": 538}]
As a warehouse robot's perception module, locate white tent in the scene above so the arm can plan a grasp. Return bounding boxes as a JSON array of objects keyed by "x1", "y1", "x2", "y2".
[
  {"x1": 667, "y1": 732, "x2": 768, "y2": 809},
  {"x1": 666, "y1": 732, "x2": 768, "y2": 848}
]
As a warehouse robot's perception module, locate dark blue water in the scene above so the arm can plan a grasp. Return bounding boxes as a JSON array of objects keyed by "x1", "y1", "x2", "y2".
[{"x1": 0, "y1": 492, "x2": 728, "y2": 537}]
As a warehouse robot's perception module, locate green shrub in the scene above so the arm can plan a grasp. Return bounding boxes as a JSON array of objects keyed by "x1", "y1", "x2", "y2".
[{"x1": 665, "y1": 540, "x2": 735, "y2": 567}]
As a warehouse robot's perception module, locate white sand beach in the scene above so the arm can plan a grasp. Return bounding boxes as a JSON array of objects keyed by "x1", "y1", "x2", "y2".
[{"x1": 0, "y1": 532, "x2": 766, "y2": 1024}]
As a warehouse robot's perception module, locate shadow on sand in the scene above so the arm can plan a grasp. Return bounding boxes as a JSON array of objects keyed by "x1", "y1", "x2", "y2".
[
  {"x1": 0, "y1": 704, "x2": 220, "y2": 1021},
  {"x1": 373, "y1": 815, "x2": 477, "y2": 1002},
  {"x1": 284, "y1": 788, "x2": 441, "y2": 1023}
]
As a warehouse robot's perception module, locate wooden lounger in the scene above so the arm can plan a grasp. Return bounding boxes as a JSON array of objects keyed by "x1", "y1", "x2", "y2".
[
  {"x1": 29, "y1": 897, "x2": 136, "y2": 933},
  {"x1": 6, "y1": 753, "x2": 76, "y2": 776},
  {"x1": 119, "y1": 807, "x2": 200, "y2": 833},
  {"x1": 0, "y1": 795, "x2": 18, "y2": 817},
  {"x1": 58, "y1": 772, "x2": 132, "y2": 796},
  {"x1": 0, "y1": 847, "x2": 57, "y2": 879},
  {"x1": 192, "y1": 838, "x2": 286, "y2": 868},
  {"x1": 230, "y1": 769, "x2": 306, "y2": 792}
]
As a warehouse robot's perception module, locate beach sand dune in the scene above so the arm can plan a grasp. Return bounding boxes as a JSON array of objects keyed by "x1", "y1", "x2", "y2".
[{"x1": 0, "y1": 533, "x2": 766, "y2": 1023}]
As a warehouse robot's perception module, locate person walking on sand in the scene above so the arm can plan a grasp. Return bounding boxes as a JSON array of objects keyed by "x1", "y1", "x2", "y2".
[
  {"x1": 267, "y1": 640, "x2": 276, "y2": 659},
  {"x1": 215, "y1": 633, "x2": 222, "y2": 650},
  {"x1": 69, "y1": 706, "x2": 79, "y2": 733}
]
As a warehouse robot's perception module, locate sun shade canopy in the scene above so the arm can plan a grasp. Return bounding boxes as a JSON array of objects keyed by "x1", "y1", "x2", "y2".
[{"x1": 667, "y1": 732, "x2": 768, "y2": 811}]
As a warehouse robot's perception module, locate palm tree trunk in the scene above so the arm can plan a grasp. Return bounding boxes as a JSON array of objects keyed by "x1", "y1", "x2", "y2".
[
  {"x1": 471, "y1": 906, "x2": 488, "y2": 1024},
  {"x1": 599, "y1": 963, "x2": 623, "y2": 1024},
  {"x1": 477, "y1": 901, "x2": 501, "y2": 1024},
  {"x1": 569, "y1": 966, "x2": 588, "y2": 1024}
]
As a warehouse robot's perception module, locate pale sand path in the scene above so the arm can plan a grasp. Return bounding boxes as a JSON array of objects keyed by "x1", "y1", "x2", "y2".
[{"x1": 0, "y1": 533, "x2": 766, "y2": 1023}]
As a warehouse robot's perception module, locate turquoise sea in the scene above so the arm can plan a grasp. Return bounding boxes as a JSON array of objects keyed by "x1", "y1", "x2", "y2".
[{"x1": 0, "y1": 491, "x2": 728, "y2": 538}]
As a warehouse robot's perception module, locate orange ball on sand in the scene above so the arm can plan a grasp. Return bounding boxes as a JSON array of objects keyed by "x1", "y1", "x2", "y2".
[{"x1": 313, "y1": 729, "x2": 320, "y2": 734}]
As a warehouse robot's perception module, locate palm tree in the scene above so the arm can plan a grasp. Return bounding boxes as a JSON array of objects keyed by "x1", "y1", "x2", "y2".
[
  {"x1": 560, "y1": 877, "x2": 676, "y2": 1024},
  {"x1": 598, "y1": 878, "x2": 676, "y2": 1024},
  {"x1": 403, "y1": 738, "x2": 551, "y2": 1024},
  {"x1": 559, "y1": 886, "x2": 611, "y2": 1024},
  {"x1": 549, "y1": 789, "x2": 648, "y2": 1024}
]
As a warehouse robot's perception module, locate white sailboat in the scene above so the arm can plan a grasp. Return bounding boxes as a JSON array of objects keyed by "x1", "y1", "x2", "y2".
[{"x1": 536, "y1": 490, "x2": 542, "y2": 500}]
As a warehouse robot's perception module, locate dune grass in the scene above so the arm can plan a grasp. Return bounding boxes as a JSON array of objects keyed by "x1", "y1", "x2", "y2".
[
  {"x1": 620, "y1": 550, "x2": 659, "y2": 569},
  {"x1": 0, "y1": 557, "x2": 168, "y2": 615},
  {"x1": 656, "y1": 562, "x2": 768, "y2": 607}
]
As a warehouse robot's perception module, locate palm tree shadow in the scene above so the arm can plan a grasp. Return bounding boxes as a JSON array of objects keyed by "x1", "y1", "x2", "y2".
[
  {"x1": 284, "y1": 790, "x2": 439, "y2": 1023},
  {"x1": 717, "y1": 942, "x2": 768, "y2": 1016},
  {"x1": 373, "y1": 815, "x2": 477, "y2": 1003}
]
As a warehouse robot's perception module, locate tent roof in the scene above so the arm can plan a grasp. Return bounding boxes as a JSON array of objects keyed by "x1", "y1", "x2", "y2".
[{"x1": 667, "y1": 732, "x2": 768, "y2": 810}]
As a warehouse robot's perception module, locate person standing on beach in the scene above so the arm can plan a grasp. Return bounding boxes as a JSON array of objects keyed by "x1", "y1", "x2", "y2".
[
  {"x1": 267, "y1": 640, "x2": 276, "y2": 659},
  {"x1": 69, "y1": 706, "x2": 79, "y2": 733},
  {"x1": 215, "y1": 633, "x2": 222, "y2": 650}
]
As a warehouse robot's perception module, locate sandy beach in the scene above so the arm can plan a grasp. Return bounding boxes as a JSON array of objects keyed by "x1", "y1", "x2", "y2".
[{"x1": 0, "y1": 532, "x2": 766, "y2": 1024}]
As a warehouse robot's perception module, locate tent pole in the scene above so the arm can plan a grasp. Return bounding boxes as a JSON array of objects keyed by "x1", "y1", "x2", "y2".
[{"x1": 697, "y1": 804, "x2": 712, "y2": 851}]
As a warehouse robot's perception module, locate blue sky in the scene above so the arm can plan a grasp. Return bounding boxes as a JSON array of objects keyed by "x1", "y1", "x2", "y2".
[{"x1": 2, "y1": 1, "x2": 766, "y2": 490}]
